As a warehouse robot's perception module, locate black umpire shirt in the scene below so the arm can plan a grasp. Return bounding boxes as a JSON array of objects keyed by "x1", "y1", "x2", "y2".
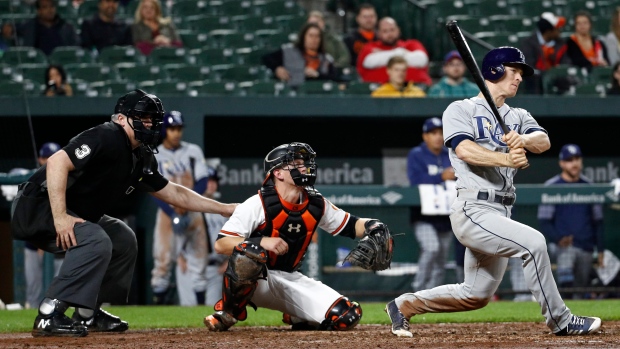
[
  {"x1": 28, "y1": 121, "x2": 168, "y2": 223},
  {"x1": 80, "y1": 15, "x2": 132, "y2": 52}
]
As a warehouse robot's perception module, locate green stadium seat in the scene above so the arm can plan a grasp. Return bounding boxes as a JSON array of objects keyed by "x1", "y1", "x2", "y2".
[
  {"x1": 246, "y1": 81, "x2": 293, "y2": 96},
  {"x1": 429, "y1": 0, "x2": 472, "y2": 19},
  {"x1": 0, "y1": 64, "x2": 18, "y2": 82},
  {"x1": 98, "y1": 45, "x2": 143, "y2": 65},
  {"x1": 240, "y1": 47, "x2": 276, "y2": 65},
  {"x1": 574, "y1": 82, "x2": 607, "y2": 96},
  {"x1": 66, "y1": 63, "x2": 117, "y2": 83},
  {"x1": 0, "y1": 80, "x2": 37, "y2": 96},
  {"x1": 0, "y1": 47, "x2": 47, "y2": 65},
  {"x1": 95, "y1": 80, "x2": 138, "y2": 97},
  {"x1": 72, "y1": 80, "x2": 100, "y2": 97},
  {"x1": 474, "y1": 32, "x2": 521, "y2": 48},
  {"x1": 214, "y1": 0, "x2": 254, "y2": 17},
  {"x1": 178, "y1": 31, "x2": 209, "y2": 50},
  {"x1": 297, "y1": 80, "x2": 340, "y2": 95},
  {"x1": 195, "y1": 47, "x2": 237, "y2": 65},
  {"x1": 170, "y1": 0, "x2": 210, "y2": 17},
  {"x1": 49, "y1": 46, "x2": 91, "y2": 65},
  {"x1": 17, "y1": 63, "x2": 48, "y2": 85},
  {"x1": 444, "y1": 15, "x2": 490, "y2": 35},
  {"x1": 149, "y1": 47, "x2": 192, "y2": 65},
  {"x1": 511, "y1": 0, "x2": 554, "y2": 17},
  {"x1": 0, "y1": 13, "x2": 32, "y2": 24},
  {"x1": 77, "y1": 0, "x2": 100, "y2": 17},
  {"x1": 342, "y1": 82, "x2": 378, "y2": 95},
  {"x1": 187, "y1": 80, "x2": 238, "y2": 96},
  {"x1": 205, "y1": 30, "x2": 255, "y2": 49},
  {"x1": 185, "y1": 15, "x2": 234, "y2": 32},
  {"x1": 274, "y1": 14, "x2": 305, "y2": 32},
  {"x1": 489, "y1": 15, "x2": 534, "y2": 33},
  {"x1": 256, "y1": 0, "x2": 305, "y2": 17},
  {"x1": 218, "y1": 64, "x2": 263, "y2": 83},
  {"x1": 588, "y1": 66, "x2": 613, "y2": 84},
  {"x1": 542, "y1": 65, "x2": 585, "y2": 95},
  {"x1": 473, "y1": 0, "x2": 518, "y2": 16},
  {"x1": 116, "y1": 63, "x2": 169, "y2": 83},
  {"x1": 165, "y1": 64, "x2": 211, "y2": 82},
  {"x1": 259, "y1": 31, "x2": 295, "y2": 49},
  {"x1": 336, "y1": 66, "x2": 360, "y2": 83},
  {"x1": 148, "y1": 80, "x2": 189, "y2": 95},
  {"x1": 236, "y1": 15, "x2": 279, "y2": 32}
]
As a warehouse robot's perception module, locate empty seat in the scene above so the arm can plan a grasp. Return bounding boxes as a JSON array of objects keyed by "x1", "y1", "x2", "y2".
[
  {"x1": 206, "y1": 30, "x2": 255, "y2": 49},
  {"x1": 170, "y1": 0, "x2": 210, "y2": 17},
  {"x1": 343, "y1": 82, "x2": 378, "y2": 95},
  {"x1": 256, "y1": 0, "x2": 305, "y2": 17},
  {"x1": 49, "y1": 46, "x2": 91, "y2": 65},
  {"x1": 185, "y1": 15, "x2": 234, "y2": 32},
  {"x1": 18, "y1": 63, "x2": 48, "y2": 84},
  {"x1": 0, "y1": 64, "x2": 18, "y2": 82},
  {"x1": 66, "y1": 63, "x2": 117, "y2": 83},
  {"x1": 178, "y1": 31, "x2": 209, "y2": 50},
  {"x1": 444, "y1": 15, "x2": 490, "y2": 35},
  {"x1": 96, "y1": 80, "x2": 138, "y2": 97},
  {"x1": 187, "y1": 80, "x2": 238, "y2": 96},
  {"x1": 165, "y1": 64, "x2": 211, "y2": 82},
  {"x1": 218, "y1": 64, "x2": 263, "y2": 82},
  {"x1": 149, "y1": 47, "x2": 192, "y2": 65},
  {"x1": 489, "y1": 15, "x2": 534, "y2": 33},
  {"x1": 474, "y1": 32, "x2": 521, "y2": 48},
  {"x1": 0, "y1": 47, "x2": 47, "y2": 65},
  {"x1": 214, "y1": 0, "x2": 254, "y2": 16},
  {"x1": 297, "y1": 80, "x2": 340, "y2": 95},
  {"x1": 574, "y1": 82, "x2": 607, "y2": 96},
  {"x1": 116, "y1": 63, "x2": 169, "y2": 83},
  {"x1": 236, "y1": 15, "x2": 279, "y2": 31},
  {"x1": 149, "y1": 80, "x2": 189, "y2": 95},
  {"x1": 98, "y1": 46, "x2": 143, "y2": 65},
  {"x1": 588, "y1": 66, "x2": 613, "y2": 84},
  {"x1": 543, "y1": 65, "x2": 585, "y2": 95},
  {"x1": 0, "y1": 80, "x2": 37, "y2": 96},
  {"x1": 246, "y1": 81, "x2": 293, "y2": 96}
]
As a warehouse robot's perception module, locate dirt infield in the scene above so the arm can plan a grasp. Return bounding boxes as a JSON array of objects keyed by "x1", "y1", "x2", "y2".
[{"x1": 1, "y1": 322, "x2": 620, "y2": 349}]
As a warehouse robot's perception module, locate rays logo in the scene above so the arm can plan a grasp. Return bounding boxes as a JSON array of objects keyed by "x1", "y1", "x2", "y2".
[
  {"x1": 381, "y1": 191, "x2": 403, "y2": 205},
  {"x1": 473, "y1": 116, "x2": 520, "y2": 146}
]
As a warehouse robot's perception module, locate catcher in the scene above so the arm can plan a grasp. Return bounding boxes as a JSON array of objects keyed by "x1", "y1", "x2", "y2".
[{"x1": 204, "y1": 142, "x2": 394, "y2": 331}]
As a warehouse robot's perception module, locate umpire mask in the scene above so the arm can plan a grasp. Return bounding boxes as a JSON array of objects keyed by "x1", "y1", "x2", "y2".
[{"x1": 115, "y1": 89, "x2": 165, "y2": 150}]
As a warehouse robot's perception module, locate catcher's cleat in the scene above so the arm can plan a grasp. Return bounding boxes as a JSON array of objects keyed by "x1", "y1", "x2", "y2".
[
  {"x1": 385, "y1": 300, "x2": 413, "y2": 338},
  {"x1": 204, "y1": 311, "x2": 237, "y2": 332},
  {"x1": 282, "y1": 313, "x2": 319, "y2": 331},
  {"x1": 555, "y1": 315, "x2": 601, "y2": 336},
  {"x1": 71, "y1": 308, "x2": 129, "y2": 332},
  {"x1": 32, "y1": 311, "x2": 88, "y2": 337}
]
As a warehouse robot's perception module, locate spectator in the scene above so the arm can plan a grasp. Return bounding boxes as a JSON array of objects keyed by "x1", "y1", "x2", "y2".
[
  {"x1": 262, "y1": 23, "x2": 338, "y2": 88},
  {"x1": 406, "y1": 117, "x2": 455, "y2": 291},
  {"x1": 607, "y1": 61, "x2": 620, "y2": 95},
  {"x1": 427, "y1": 50, "x2": 479, "y2": 98},
  {"x1": 16, "y1": 0, "x2": 79, "y2": 56},
  {"x1": 343, "y1": 3, "x2": 377, "y2": 67},
  {"x1": 357, "y1": 17, "x2": 432, "y2": 86},
  {"x1": 519, "y1": 12, "x2": 570, "y2": 94},
  {"x1": 371, "y1": 56, "x2": 425, "y2": 97},
  {"x1": 537, "y1": 144, "x2": 604, "y2": 299},
  {"x1": 565, "y1": 11, "x2": 608, "y2": 70},
  {"x1": 0, "y1": 21, "x2": 17, "y2": 56},
  {"x1": 603, "y1": 7, "x2": 620, "y2": 66},
  {"x1": 306, "y1": 11, "x2": 350, "y2": 68},
  {"x1": 80, "y1": 0, "x2": 132, "y2": 53},
  {"x1": 43, "y1": 64, "x2": 73, "y2": 96},
  {"x1": 131, "y1": 0, "x2": 182, "y2": 56}
]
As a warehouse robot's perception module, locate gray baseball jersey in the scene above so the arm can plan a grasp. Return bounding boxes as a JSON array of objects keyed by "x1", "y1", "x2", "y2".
[{"x1": 395, "y1": 96, "x2": 575, "y2": 334}]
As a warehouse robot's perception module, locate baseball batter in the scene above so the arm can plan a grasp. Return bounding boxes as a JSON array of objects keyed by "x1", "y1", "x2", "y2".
[
  {"x1": 385, "y1": 47, "x2": 601, "y2": 337},
  {"x1": 151, "y1": 111, "x2": 210, "y2": 306},
  {"x1": 203, "y1": 142, "x2": 390, "y2": 331}
]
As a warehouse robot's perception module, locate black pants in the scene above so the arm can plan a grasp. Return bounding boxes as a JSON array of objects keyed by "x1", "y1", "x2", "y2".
[{"x1": 12, "y1": 188, "x2": 138, "y2": 310}]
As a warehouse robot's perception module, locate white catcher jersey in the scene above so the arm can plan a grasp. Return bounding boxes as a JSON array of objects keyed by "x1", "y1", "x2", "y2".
[
  {"x1": 443, "y1": 96, "x2": 546, "y2": 192},
  {"x1": 219, "y1": 193, "x2": 351, "y2": 238},
  {"x1": 156, "y1": 141, "x2": 208, "y2": 183}
]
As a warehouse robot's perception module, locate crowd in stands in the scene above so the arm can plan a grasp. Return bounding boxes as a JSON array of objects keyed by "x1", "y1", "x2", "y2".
[{"x1": 0, "y1": 0, "x2": 619, "y2": 97}]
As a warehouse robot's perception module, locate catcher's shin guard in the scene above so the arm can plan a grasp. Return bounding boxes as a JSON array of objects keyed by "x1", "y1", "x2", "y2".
[
  {"x1": 319, "y1": 297, "x2": 362, "y2": 331},
  {"x1": 216, "y1": 241, "x2": 267, "y2": 321}
]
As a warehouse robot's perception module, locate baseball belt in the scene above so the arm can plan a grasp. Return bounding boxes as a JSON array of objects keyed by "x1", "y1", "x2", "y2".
[{"x1": 457, "y1": 189, "x2": 516, "y2": 206}]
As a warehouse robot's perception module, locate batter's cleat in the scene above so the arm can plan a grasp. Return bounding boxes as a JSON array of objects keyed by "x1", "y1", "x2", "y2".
[
  {"x1": 32, "y1": 312, "x2": 88, "y2": 337},
  {"x1": 282, "y1": 313, "x2": 319, "y2": 331},
  {"x1": 204, "y1": 311, "x2": 237, "y2": 332},
  {"x1": 385, "y1": 300, "x2": 413, "y2": 337},
  {"x1": 555, "y1": 315, "x2": 601, "y2": 336},
  {"x1": 71, "y1": 308, "x2": 129, "y2": 332}
]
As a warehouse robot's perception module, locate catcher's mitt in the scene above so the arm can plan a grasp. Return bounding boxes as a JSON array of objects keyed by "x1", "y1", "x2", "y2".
[{"x1": 344, "y1": 220, "x2": 394, "y2": 271}]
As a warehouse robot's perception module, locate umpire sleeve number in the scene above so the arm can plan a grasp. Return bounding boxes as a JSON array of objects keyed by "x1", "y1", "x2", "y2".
[{"x1": 75, "y1": 144, "x2": 91, "y2": 159}]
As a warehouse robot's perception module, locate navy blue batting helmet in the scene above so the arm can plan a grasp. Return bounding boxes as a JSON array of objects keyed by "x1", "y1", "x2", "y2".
[
  {"x1": 39, "y1": 142, "x2": 61, "y2": 158},
  {"x1": 161, "y1": 110, "x2": 184, "y2": 139},
  {"x1": 481, "y1": 47, "x2": 534, "y2": 81}
]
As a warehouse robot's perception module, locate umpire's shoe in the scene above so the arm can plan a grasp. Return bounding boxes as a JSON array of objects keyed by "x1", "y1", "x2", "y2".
[
  {"x1": 385, "y1": 300, "x2": 413, "y2": 337},
  {"x1": 32, "y1": 312, "x2": 88, "y2": 337},
  {"x1": 72, "y1": 308, "x2": 129, "y2": 332},
  {"x1": 204, "y1": 311, "x2": 237, "y2": 332},
  {"x1": 555, "y1": 315, "x2": 601, "y2": 336}
]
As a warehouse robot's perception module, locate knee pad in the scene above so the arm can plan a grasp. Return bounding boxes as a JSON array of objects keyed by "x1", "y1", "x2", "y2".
[
  {"x1": 217, "y1": 241, "x2": 267, "y2": 320},
  {"x1": 319, "y1": 297, "x2": 362, "y2": 331}
]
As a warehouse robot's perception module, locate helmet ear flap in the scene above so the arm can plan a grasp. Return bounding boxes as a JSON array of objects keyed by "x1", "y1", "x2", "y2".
[{"x1": 490, "y1": 64, "x2": 505, "y2": 80}]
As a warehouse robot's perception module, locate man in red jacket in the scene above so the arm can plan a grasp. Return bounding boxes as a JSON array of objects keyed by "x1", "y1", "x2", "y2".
[{"x1": 357, "y1": 17, "x2": 431, "y2": 86}]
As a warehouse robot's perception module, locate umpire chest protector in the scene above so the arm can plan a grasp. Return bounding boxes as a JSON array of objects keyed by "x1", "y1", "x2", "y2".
[{"x1": 254, "y1": 185, "x2": 324, "y2": 272}]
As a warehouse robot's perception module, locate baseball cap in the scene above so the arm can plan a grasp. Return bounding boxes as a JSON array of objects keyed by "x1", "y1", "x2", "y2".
[
  {"x1": 39, "y1": 142, "x2": 61, "y2": 158},
  {"x1": 537, "y1": 12, "x2": 566, "y2": 32},
  {"x1": 559, "y1": 144, "x2": 582, "y2": 161},
  {"x1": 443, "y1": 50, "x2": 462, "y2": 64},
  {"x1": 422, "y1": 117, "x2": 442, "y2": 133}
]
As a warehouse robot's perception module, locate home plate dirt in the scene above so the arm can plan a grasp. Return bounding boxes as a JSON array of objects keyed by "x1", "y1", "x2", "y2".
[{"x1": 1, "y1": 322, "x2": 619, "y2": 348}]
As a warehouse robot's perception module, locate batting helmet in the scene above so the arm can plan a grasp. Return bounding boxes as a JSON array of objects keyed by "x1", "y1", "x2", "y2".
[
  {"x1": 38, "y1": 142, "x2": 61, "y2": 158},
  {"x1": 161, "y1": 110, "x2": 184, "y2": 140},
  {"x1": 263, "y1": 142, "x2": 317, "y2": 187},
  {"x1": 481, "y1": 47, "x2": 534, "y2": 81}
]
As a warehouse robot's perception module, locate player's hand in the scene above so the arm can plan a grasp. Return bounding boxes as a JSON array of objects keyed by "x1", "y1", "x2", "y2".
[
  {"x1": 54, "y1": 214, "x2": 85, "y2": 250},
  {"x1": 441, "y1": 167, "x2": 456, "y2": 181},
  {"x1": 502, "y1": 130, "x2": 526, "y2": 149},
  {"x1": 507, "y1": 147, "x2": 528, "y2": 168},
  {"x1": 275, "y1": 67, "x2": 290, "y2": 81},
  {"x1": 304, "y1": 67, "x2": 319, "y2": 78},
  {"x1": 261, "y1": 237, "x2": 289, "y2": 256}
]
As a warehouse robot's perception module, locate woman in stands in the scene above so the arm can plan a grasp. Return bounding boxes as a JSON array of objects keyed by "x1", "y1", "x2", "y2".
[
  {"x1": 261, "y1": 23, "x2": 338, "y2": 88},
  {"x1": 43, "y1": 64, "x2": 73, "y2": 97},
  {"x1": 607, "y1": 61, "x2": 620, "y2": 95},
  {"x1": 565, "y1": 10, "x2": 609, "y2": 70},
  {"x1": 603, "y1": 7, "x2": 620, "y2": 66},
  {"x1": 131, "y1": 0, "x2": 182, "y2": 55}
]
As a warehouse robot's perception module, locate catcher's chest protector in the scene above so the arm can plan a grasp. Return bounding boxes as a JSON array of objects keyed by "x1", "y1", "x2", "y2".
[{"x1": 255, "y1": 186, "x2": 324, "y2": 272}]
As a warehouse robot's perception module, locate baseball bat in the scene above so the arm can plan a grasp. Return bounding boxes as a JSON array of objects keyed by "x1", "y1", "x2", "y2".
[{"x1": 445, "y1": 20, "x2": 529, "y2": 169}]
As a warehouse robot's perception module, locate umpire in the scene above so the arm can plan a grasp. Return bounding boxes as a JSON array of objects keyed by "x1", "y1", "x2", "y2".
[{"x1": 10, "y1": 89, "x2": 236, "y2": 337}]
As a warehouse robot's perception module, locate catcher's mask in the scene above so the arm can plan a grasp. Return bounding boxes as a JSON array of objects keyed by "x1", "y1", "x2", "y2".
[
  {"x1": 114, "y1": 89, "x2": 165, "y2": 150},
  {"x1": 263, "y1": 142, "x2": 317, "y2": 187}
]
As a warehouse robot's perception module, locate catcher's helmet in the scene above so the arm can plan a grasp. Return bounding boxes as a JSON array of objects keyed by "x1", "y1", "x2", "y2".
[
  {"x1": 481, "y1": 46, "x2": 534, "y2": 81},
  {"x1": 161, "y1": 110, "x2": 184, "y2": 140},
  {"x1": 263, "y1": 142, "x2": 317, "y2": 187},
  {"x1": 114, "y1": 89, "x2": 165, "y2": 149}
]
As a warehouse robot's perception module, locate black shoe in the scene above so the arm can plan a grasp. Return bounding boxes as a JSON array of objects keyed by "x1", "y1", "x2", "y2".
[
  {"x1": 385, "y1": 300, "x2": 413, "y2": 337},
  {"x1": 32, "y1": 312, "x2": 88, "y2": 337},
  {"x1": 72, "y1": 308, "x2": 129, "y2": 332},
  {"x1": 555, "y1": 315, "x2": 601, "y2": 336}
]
